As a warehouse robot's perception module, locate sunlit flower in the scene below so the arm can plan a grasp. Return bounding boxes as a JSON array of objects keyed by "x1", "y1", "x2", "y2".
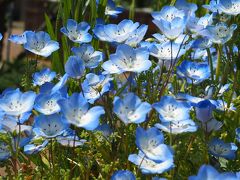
[{"x1": 24, "y1": 31, "x2": 59, "y2": 57}]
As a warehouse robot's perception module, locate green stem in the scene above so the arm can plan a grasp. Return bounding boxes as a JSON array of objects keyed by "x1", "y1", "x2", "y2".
[
  {"x1": 129, "y1": 0, "x2": 135, "y2": 20},
  {"x1": 207, "y1": 48, "x2": 214, "y2": 82},
  {"x1": 215, "y1": 45, "x2": 222, "y2": 83}
]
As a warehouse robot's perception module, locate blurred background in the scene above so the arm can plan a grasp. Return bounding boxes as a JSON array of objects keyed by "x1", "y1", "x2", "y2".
[{"x1": 0, "y1": 0, "x2": 206, "y2": 91}]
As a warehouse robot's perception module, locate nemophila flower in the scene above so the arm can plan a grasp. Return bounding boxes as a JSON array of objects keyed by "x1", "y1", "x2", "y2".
[
  {"x1": 195, "y1": 100, "x2": 216, "y2": 122},
  {"x1": 65, "y1": 56, "x2": 85, "y2": 79},
  {"x1": 200, "y1": 23, "x2": 237, "y2": 44},
  {"x1": 177, "y1": 60, "x2": 210, "y2": 84},
  {"x1": 95, "y1": 124, "x2": 112, "y2": 138},
  {"x1": 60, "y1": 19, "x2": 92, "y2": 43},
  {"x1": 136, "y1": 127, "x2": 173, "y2": 161},
  {"x1": 150, "y1": 41, "x2": 190, "y2": 68},
  {"x1": 40, "y1": 82, "x2": 67, "y2": 95},
  {"x1": 211, "y1": 99, "x2": 236, "y2": 112},
  {"x1": 191, "y1": 38, "x2": 212, "y2": 49},
  {"x1": 217, "y1": 84, "x2": 230, "y2": 97},
  {"x1": 24, "y1": 31, "x2": 59, "y2": 57},
  {"x1": 34, "y1": 92, "x2": 65, "y2": 115},
  {"x1": 190, "y1": 49, "x2": 208, "y2": 60},
  {"x1": 236, "y1": 128, "x2": 240, "y2": 142},
  {"x1": 189, "y1": 164, "x2": 240, "y2": 180},
  {"x1": 82, "y1": 73, "x2": 113, "y2": 104},
  {"x1": 104, "y1": 0, "x2": 123, "y2": 17},
  {"x1": 153, "y1": 96, "x2": 191, "y2": 122},
  {"x1": 111, "y1": 170, "x2": 136, "y2": 180},
  {"x1": 175, "y1": 0, "x2": 197, "y2": 17},
  {"x1": 152, "y1": 6, "x2": 187, "y2": 40},
  {"x1": 155, "y1": 119, "x2": 197, "y2": 134},
  {"x1": 56, "y1": 135, "x2": 86, "y2": 147},
  {"x1": 153, "y1": 33, "x2": 189, "y2": 44},
  {"x1": 58, "y1": 93, "x2": 105, "y2": 130},
  {"x1": 102, "y1": 44, "x2": 152, "y2": 74},
  {"x1": 0, "y1": 33, "x2": 2, "y2": 41},
  {"x1": 0, "y1": 142, "x2": 11, "y2": 161},
  {"x1": 176, "y1": 93, "x2": 203, "y2": 106},
  {"x1": 24, "y1": 140, "x2": 49, "y2": 155},
  {"x1": 201, "y1": 118, "x2": 223, "y2": 132},
  {"x1": 32, "y1": 68, "x2": 56, "y2": 86},
  {"x1": 0, "y1": 115, "x2": 32, "y2": 134},
  {"x1": 125, "y1": 24, "x2": 148, "y2": 47},
  {"x1": 51, "y1": 74, "x2": 69, "y2": 94},
  {"x1": 8, "y1": 31, "x2": 32, "y2": 44},
  {"x1": 217, "y1": 0, "x2": 240, "y2": 16},
  {"x1": 71, "y1": 44, "x2": 104, "y2": 69},
  {"x1": 34, "y1": 83, "x2": 67, "y2": 115},
  {"x1": 187, "y1": 14, "x2": 213, "y2": 34},
  {"x1": 113, "y1": 93, "x2": 151, "y2": 124},
  {"x1": 33, "y1": 114, "x2": 69, "y2": 138},
  {"x1": 128, "y1": 151, "x2": 174, "y2": 174},
  {"x1": 0, "y1": 89, "x2": 36, "y2": 117},
  {"x1": 93, "y1": 19, "x2": 140, "y2": 44},
  {"x1": 209, "y1": 138, "x2": 238, "y2": 160},
  {"x1": 203, "y1": 0, "x2": 219, "y2": 13}
]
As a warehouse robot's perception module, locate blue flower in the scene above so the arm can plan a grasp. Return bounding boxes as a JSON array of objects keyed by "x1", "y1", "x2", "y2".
[
  {"x1": 33, "y1": 113, "x2": 69, "y2": 138},
  {"x1": 191, "y1": 38, "x2": 212, "y2": 49},
  {"x1": 153, "y1": 96, "x2": 191, "y2": 122},
  {"x1": 0, "y1": 115, "x2": 32, "y2": 133},
  {"x1": 177, "y1": 60, "x2": 210, "y2": 84},
  {"x1": 217, "y1": 0, "x2": 240, "y2": 16},
  {"x1": 125, "y1": 24, "x2": 148, "y2": 47},
  {"x1": 111, "y1": 170, "x2": 136, "y2": 180},
  {"x1": 152, "y1": 6, "x2": 187, "y2": 40},
  {"x1": 236, "y1": 128, "x2": 240, "y2": 142},
  {"x1": 104, "y1": 0, "x2": 123, "y2": 17},
  {"x1": 93, "y1": 19, "x2": 140, "y2": 44},
  {"x1": 136, "y1": 127, "x2": 173, "y2": 161},
  {"x1": 65, "y1": 56, "x2": 85, "y2": 79},
  {"x1": 211, "y1": 99, "x2": 236, "y2": 112},
  {"x1": 0, "y1": 33, "x2": 2, "y2": 41},
  {"x1": 58, "y1": 93, "x2": 105, "y2": 130},
  {"x1": 155, "y1": 119, "x2": 197, "y2": 134},
  {"x1": 95, "y1": 124, "x2": 112, "y2": 138},
  {"x1": 34, "y1": 92, "x2": 65, "y2": 115},
  {"x1": 195, "y1": 100, "x2": 216, "y2": 122},
  {"x1": 0, "y1": 142, "x2": 11, "y2": 161},
  {"x1": 187, "y1": 14, "x2": 213, "y2": 34},
  {"x1": 209, "y1": 138, "x2": 238, "y2": 160},
  {"x1": 56, "y1": 135, "x2": 86, "y2": 147},
  {"x1": 24, "y1": 140, "x2": 49, "y2": 155},
  {"x1": 128, "y1": 151, "x2": 174, "y2": 174},
  {"x1": 32, "y1": 68, "x2": 56, "y2": 86},
  {"x1": 9, "y1": 31, "x2": 32, "y2": 44},
  {"x1": 217, "y1": 84, "x2": 230, "y2": 97},
  {"x1": 51, "y1": 74, "x2": 69, "y2": 94},
  {"x1": 175, "y1": 0, "x2": 197, "y2": 17},
  {"x1": 201, "y1": 118, "x2": 223, "y2": 132},
  {"x1": 102, "y1": 44, "x2": 152, "y2": 74},
  {"x1": 82, "y1": 73, "x2": 113, "y2": 103},
  {"x1": 150, "y1": 41, "x2": 190, "y2": 67},
  {"x1": 203, "y1": 0, "x2": 219, "y2": 13},
  {"x1": 24, "y1": 31, "x2": 59, "y2": 57},
  {"x1": 0, "y1": 89, "x2": 36, "y2": 116},
  {"x1": 113, "y1": 93, "x2": 151, "y2": 124},
  {"x1": 61, "y1": 19, "x2": 92, "y2": 43},
  {"x1": 189, "y1": 164, "x2": 240, "y2": 180},
  {"x1": 199, "y1": 23, "x2": 237, "y2": 44},
  {"x1": 71, "y1": 44, "x2": 104, "y2": 69}
]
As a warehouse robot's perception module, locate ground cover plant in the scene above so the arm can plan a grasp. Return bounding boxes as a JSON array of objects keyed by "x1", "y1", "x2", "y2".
[{"x1": 0, "y1": 0, "x2": 240, "y2": 179}]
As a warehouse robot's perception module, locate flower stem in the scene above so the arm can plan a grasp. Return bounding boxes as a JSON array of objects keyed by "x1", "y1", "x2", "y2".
[{"x1": 215, "y1": 45, "x2": 222, "y2": 83}]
